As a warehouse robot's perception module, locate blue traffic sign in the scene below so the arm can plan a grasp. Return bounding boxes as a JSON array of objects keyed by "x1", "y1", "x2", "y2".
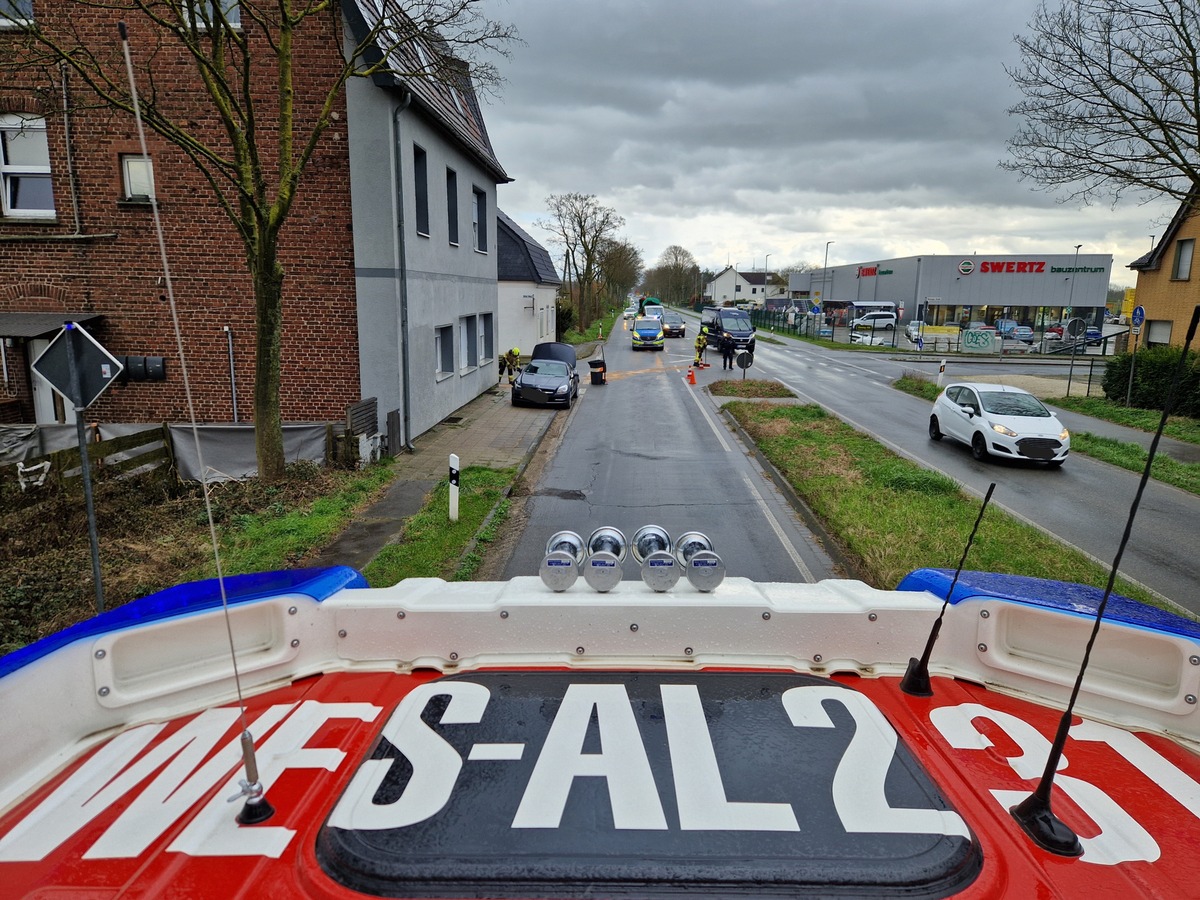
[{"x1": 1131, "y1": 305, "x2": 1145, "y2": 327}]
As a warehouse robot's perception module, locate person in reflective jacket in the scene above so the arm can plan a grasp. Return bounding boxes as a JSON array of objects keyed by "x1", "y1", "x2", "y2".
[
  {"x1": 693, "y1": 328, "x2": 708, "y2": 367},
  {"x1": 499, "y1": 347, "x2": 521, "y2": 385}
]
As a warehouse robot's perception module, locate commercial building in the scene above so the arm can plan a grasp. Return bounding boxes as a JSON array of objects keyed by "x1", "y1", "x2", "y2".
[{"x1": 791, "y1": 253, "x2": 1112, "y2": 332}]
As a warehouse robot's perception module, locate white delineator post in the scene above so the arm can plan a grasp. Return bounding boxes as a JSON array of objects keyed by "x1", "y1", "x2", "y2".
[
  {"x1": 937, "y1": 359, "x2": 947, "y2": 388},
  {"x1": 449, "y1": 453, "x2": 460, "y2": 522}
]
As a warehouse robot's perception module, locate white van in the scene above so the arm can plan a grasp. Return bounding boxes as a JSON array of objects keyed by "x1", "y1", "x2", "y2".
[{"x1": 850, "y1": 311, "x2": 896, "y2": 330}]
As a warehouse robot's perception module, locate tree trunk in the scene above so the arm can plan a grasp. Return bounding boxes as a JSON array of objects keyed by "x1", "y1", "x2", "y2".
[{"x1": 253, "y1": 250, "x2": 286, "y2": 483}]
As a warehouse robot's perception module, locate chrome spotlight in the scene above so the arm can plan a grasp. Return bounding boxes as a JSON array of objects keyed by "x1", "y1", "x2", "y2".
[
  {"x1": 584, "y1": 526, "x2": 626, "y2": 592},
  {"x1": 673, "y1": 531, "x2": 725, "y2": 592},
  {"x1": 540, "y1": 530, "x2": 584, "y2": 592},
  {"x1": 633, "y1": 525, "x2": 679, "y2": 592}
]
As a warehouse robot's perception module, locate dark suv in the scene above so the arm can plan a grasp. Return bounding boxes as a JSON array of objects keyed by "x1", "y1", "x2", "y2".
[{"x1": 700, "y1": 307, "x2": 757, "y2": 353}]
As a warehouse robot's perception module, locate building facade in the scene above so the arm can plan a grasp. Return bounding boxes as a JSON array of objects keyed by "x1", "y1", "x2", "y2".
[
  {"x1": 1128, "y1": 200, "x2": 1200, "y2": 347},
  {"x1": 706, "y1": 267, "x2": 778, "y2": 308},
  {"x1": 791, "y1": 253, "x2": 1113, "y2": 332},
  {"x1": 496, "y1": 210, "x2": 560, "y2": 358},
  {"x1": 1, "y1": 1, "x2": 508, "y2": 448}
]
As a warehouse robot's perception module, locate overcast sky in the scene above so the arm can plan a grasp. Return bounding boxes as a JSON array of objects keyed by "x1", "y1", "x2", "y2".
[{"x1": 477, "y1": 0, "x2": 1175, "y2": 286}]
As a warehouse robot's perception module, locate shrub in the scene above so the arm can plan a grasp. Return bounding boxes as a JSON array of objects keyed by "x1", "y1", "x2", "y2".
[{"x1": 1102, "y1": 346, "x2": 1200, "y2": 417}]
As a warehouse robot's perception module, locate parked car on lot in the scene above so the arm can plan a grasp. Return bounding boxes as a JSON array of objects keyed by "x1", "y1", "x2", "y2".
[
  {"x1": 700, "y1": 307, "x2": 757, "y2": 352},
  {"x1": 511, "y1": 344, "x2": 580, "y2": 408},
  {"x1": 1011, "y1": 325, "x2": 1035, "y2": 343},
  {"x1": 928, "y1": 382, "x2": 1069, "y2": 467},
  {"x1": 660, "y1": 309, "x2": 686, "y2": 337},
  {"x1": 849, "y1": 311, "x2": 896, "y2": 331},
  {"x1": 631, "y1": 316, "x2": 665, "y2": 350},
  {"x1": 850, "y1": 330, "x2": 893, "y2": 346},
  {"x1": 994, "y1": 318, "x2": 1019, "y2": 337},
  {"x1": 905, "y1": 321, "x2": 925, "y2": 342}
]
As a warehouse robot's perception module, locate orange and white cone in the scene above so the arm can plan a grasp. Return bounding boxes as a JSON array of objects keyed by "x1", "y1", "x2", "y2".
[{"x1": 687, "y1": 367, "x2": 696, "y2": 385}]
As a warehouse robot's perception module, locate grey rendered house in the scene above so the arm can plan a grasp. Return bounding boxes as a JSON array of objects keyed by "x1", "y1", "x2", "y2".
[{"x1": 343, "y1": 1, "x2": 512, "y2": 449}]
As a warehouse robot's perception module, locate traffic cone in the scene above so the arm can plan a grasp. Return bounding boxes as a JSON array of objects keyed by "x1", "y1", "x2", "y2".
[{"x1": 687, "y1": 367, "x2": 696, "y2": 385}]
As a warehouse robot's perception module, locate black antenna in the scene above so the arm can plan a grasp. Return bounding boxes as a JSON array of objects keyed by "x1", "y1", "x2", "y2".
[
  {"x1": 1012, "y1": 303, "x2": 1200, "y2": 856},
  {"x1": 900, "y1": 482, "x2": 996, "y2": 696},
  {"x1": 118, "y1": 22, "x2": 274, "y2": 825}
]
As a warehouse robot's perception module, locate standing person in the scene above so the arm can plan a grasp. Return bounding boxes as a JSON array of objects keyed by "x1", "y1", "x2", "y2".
[
  {"x1": 693, "y1": 328, "x2": 708, "y2": 368},
  {"x1": 499, "y1": 346, "x2": 520, "y2": 385},
  {"x1": 721, "y1": 332, "x2": 735, "y2": 370}
]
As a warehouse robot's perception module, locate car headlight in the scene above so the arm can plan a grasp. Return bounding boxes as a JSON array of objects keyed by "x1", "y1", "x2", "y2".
[
  {"x1": 991, "y1": 423, "x2": 1019, "y2": 438},
  {"x1": 555, "y1": 384, "x2": 568, "y2": 394},
  {"x1": 1060, "y1": 428, "x2": 1070, "y2": 441},
  {"x1": 656, "y1": 332, "x2": 663, "y2": 340}
]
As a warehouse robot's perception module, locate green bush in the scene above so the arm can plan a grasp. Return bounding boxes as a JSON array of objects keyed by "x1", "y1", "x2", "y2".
[
  {"x1": 555, "y1": 299, "x2": 576, "y2": 340},
  {"x1": 1102, "y1": 346, "x2": 1200, "y2": 417}
]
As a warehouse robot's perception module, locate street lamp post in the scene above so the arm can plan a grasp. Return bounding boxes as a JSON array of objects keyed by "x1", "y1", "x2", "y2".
[
  {"x1": 823, "y1": 241, "x2": 835, "y2": 333},
  {"x1": 1066, "y1": 244, "x2": 1083, "y2": 395},
  {"x1": 764, "y1": 253, "x2": 772, "y2": 307}
]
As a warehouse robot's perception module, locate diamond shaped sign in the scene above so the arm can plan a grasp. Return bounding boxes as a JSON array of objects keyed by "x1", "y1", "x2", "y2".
[{"x1": 32, "y1": 323, "x2": 124, "y2": 409}]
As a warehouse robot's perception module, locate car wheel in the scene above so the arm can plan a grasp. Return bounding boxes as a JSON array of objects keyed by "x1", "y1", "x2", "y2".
[
  {"x1": 885, "y1": 323, "x2": 894, "y2": 330},
  {"x1": 511, "y1": 393, "x2": 522, "y2": 407},
  {"x1": 928, "y1": 416, "x2": 942, "y2": 441},
  {"x1": 971, "y1": 433, "x2": 989, "y2": 461}
]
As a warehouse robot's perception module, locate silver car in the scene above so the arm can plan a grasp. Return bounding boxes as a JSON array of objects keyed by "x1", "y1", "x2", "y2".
[{"x1": 929, "y1": 382, "x2": 1069, "y2": 467}]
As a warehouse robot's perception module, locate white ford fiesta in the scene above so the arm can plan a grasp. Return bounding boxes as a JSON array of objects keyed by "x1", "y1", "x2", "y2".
[{"x1": 928, "y1": 382, "x2": 1070, "y2": 467}]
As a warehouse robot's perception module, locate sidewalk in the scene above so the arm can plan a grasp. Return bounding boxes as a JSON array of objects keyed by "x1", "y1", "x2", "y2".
[{"x1": 310, "y1": 384, "x2": 558, "y2": 572}]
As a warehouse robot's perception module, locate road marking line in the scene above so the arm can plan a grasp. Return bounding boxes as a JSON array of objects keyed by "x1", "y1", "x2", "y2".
[
  {"x1": 742, "y1": 472, "x2": 814, "y2": 582},
  {"x1": 686, "y1": 379, "x2": 733, "y2": 451}
]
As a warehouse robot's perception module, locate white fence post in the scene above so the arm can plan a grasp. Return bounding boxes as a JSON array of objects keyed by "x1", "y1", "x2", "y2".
[{"x1": 449, "y1": 453, "x2": 460, "y2": 523}]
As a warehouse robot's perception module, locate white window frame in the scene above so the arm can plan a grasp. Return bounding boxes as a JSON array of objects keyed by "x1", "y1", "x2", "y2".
[
  {"x1": 184, "y1": 0, "x2": 241, "y2": 30},
  {"x1": 0, "y1": 0, "x2": 34, "y2": 27},
  {"x1": 459, "y1": 315, "x2": 478, "y2": 371},
  {"x1": 1172, "y1": 238, "x2": 1194, "y2": 281},
  {"x1": 471, "y1": 186, "x2": 488, "y2": 253},
  {"x1": 121, "y1": 154, "x2": 155, "y2": 201},
  {"x1": 478, "y1": 312, "x2": 493, "y2": 363},
  {"x1": 435, "y1": 325, "x2": 454, "y2": 377},
  {"x1": 1, "y1": 113, "x2": 55, "y2": 218}
]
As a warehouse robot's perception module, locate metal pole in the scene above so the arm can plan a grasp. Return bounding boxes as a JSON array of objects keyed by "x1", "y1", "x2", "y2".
[
  {"x1": 64, "y1": 324, "x2": 105, "y2": 613},
  {"x1": 224, "y1": 325, "x2": 238, "y2": 423}
]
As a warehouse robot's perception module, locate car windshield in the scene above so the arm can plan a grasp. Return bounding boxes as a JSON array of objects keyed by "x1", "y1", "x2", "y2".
[
  {"x1": 635, "y1": 318, "x2": 659, "y2": 329},
  {"x1": 979, "y1": 391, "x2": 1050, "y2": 417},
  {"x1": 525, "y1": 360, "x2": 567, "y2": 377},
  {"x1": 719, "y1": 312, "x2": 751, "y2": 328},
  {"x1": 663, "y1": 312, "x2": 683, "y2": 323}
]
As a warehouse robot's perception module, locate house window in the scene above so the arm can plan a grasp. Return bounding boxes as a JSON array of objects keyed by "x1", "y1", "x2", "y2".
[
  {"x1": 121, "y1": 154, "x2": 155, "y2": 201},
  {"x1": 1, "y1": 113, "x2": 55, "y2": 218},
  {"x1": 459, "y1": 315, "x2": 478, "y2": 369},
  {"x1": 446, "y1": 168, "x2": 458, "y2": 245},
  {"x1": 435, "y1": 325, "x2": 454, "y2": 375},
  {"x1": 479, "y1": 313, "x2": 493, "y2": 362},
  {"x1": 413, "y1": 144, "x2": 429, "y2": 236},
  {"x1": 0, "y1": 0, "x2": 34, "y2": 26},
  {"x1": 472, "y1": 187, "x2": 487, "y2": 252},
  {"x1": 185, "y1": 0, "x2": 241, "y2": 29},
  {"x1": 1172, "y1": 238, "x2": 1194, "y2": 281}
]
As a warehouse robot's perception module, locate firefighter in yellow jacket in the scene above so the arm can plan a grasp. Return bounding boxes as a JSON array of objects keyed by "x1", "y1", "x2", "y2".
[
  {"x1": 693, "y1": 327, "x2": 708, "y2": 367},
  {"x1": 499, "y1": 347, "x2": 520, "y2": 385}
]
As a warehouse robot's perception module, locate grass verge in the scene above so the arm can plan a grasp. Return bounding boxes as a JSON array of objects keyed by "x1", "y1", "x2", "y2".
[
  {"x1": 893, "y1": 371, "x2": 1200, "y2": 496},
  {"x1": 724, "y1": 400, "x2": 1164, "y2": 608},
  {"x1": 363, "y1": 466, "x2": 514, "y2": 585},
  {"x1": 709, "y1": 378, "x2": 796, "y2": 399}
]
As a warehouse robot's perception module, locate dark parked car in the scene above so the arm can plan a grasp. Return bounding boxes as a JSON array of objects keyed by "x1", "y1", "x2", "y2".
[
  {"x1": 700, "y1": 307, "x2": 756, "y2": 352},
  {"x1": 512, "y1": 342, "x2": 580, "y2": 407},
  {"x1": 660, "y1": 310, "x2": 686, "y2": 338}
]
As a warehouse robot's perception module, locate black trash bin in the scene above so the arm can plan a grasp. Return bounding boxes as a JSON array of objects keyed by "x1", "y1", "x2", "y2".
[{"x1": 588, "y1": 358, "x2": 606, "y2": 385}]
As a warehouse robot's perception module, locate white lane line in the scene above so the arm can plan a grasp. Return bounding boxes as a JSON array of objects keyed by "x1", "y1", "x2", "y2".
[
  {"x1": 741, "y1": 472, "x2": 815, "y2": 582},
  {"x1": 686, "y1": 378, "x2": 733, "y2": 451}
]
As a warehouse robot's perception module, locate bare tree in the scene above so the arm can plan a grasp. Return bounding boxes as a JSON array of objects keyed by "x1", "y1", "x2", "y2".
[
  {"x1": 537, "y1": 193, "x2": 625, "y2": 330},
  {"x1": 1, "y1": 0, "x2": 515, "y2": 481},
  {"x1": 1005, "y1": 0, "x2": 1200, "y2": 206},
  {"x1": 598, "y1": 238, "x2": 643, "y2": 306}
]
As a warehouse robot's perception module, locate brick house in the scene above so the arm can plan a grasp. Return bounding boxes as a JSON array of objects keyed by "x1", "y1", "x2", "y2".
[
  {"x1": 1128, "y1": 197, "x2": 1200, "y2": 347},
  {"x1": 0, "y1": 1, "x2": 509, "y2": 447}
]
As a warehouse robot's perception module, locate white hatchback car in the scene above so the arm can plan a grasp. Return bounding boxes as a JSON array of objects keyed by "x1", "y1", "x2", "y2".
[{"x1": 929, "y1": 382, "x2": 1070, "y2": 467}]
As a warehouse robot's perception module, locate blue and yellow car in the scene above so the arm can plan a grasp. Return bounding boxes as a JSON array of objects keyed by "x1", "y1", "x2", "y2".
[{"x1": 631, "y1": 316, "x2": 665, "y2": 350}]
